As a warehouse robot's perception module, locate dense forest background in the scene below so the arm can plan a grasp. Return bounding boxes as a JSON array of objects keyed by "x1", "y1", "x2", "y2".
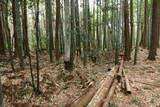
[{"x1": 0, "y1": 0, "x2": 160, "y2": 106}]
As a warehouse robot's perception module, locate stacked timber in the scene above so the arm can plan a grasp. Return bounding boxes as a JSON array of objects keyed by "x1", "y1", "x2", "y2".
[{"x1": 70, "y1": 60, "x2": 131, "y2": 107}]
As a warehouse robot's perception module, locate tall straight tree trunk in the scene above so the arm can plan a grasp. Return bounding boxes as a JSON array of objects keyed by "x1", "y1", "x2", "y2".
[
  {"x1": 83, "y1": 0, "x2": 89, "y2": 66},
  {"x1": 2, "y1": 0, "x2": 15, "y2": 71},
  {"x1": 130, "y1": 0, "x2": 133, "y2": 50},
  {"x1": 115, "y1": 0, "x2": 121, "y2": 65},
  {"x1": 64, "y1": 0, "x2": 71, "y2": 70},
  {"x1": 55, "y1": 0, "x2": 60, "y2": 60},
  {"x1": 99, "y1": 0, "x2": 102, "y2": 50},
  {"x1": 124, "y1": 0, "x2": 131, "y2": 60},
  {"x1": 14, "y1": 0, "x2": 24, "y2": 69},
  {"x1": 148, "y1": 0, "x2": 160, "y2": 60},
  {"x1": 45, "y1": 0, "x2": 53, "y2": 62},
  {"x1": 134, "y1": 0, "x2": 143, "y2": 64},
  {"x1": 35, "y1": 0, "x2": 40, "y2": 94},
  {"x1": 140, "y1": 0, "x2": 148, "y2": 48},
  {"x1": 68, "y1": 0, "x2": 76, "y2": 69},
  {"x1": 21, "y1": 0, "x2": 29, "y2": 56},
  {"x1": 21, "y1": 0, "x2": 35, "y2": 90},
  {"x1": 75, "y1": 0, "x2": 81, "y2": 54},
  {"x1": 92, "y1": 0, "x2": 96, "y2": 49},
  {"x1": 60, "y1": 11, "x2": 64, "y2": 54},
  {"x1": 0, "y1": 11, "x2": 5, "y2": 55},
  {"x1": 97, "y1": 0, "x2": 100, "y2": 49},
  {"x1": 103, "y1": 0, "x2": 107, "y2": 50},
  {"x1": 88, "y1": 3, "x2": 91, "y2": 51},
  {"x1": 12, "y1": 0, "x2": 18, "y2": 56}
]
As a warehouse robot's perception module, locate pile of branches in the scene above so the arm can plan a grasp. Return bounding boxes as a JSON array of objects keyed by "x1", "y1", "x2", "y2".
[{"x1": 70, "y1": 60, "x2": 131, "y2": 107}]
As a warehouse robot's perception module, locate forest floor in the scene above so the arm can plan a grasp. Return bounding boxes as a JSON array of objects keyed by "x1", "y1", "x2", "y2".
[
  {"x1": 0, "y1": 48, "x2": 160, "y2": 107},
  {"x1": 112, "y1": 49, "x2": 160, "y2": 107}
]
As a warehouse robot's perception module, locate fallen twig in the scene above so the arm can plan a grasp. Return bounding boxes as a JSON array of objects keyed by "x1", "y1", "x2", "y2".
[{"x1": 132, "y1": 80, "x2": 160, "y2": 88}]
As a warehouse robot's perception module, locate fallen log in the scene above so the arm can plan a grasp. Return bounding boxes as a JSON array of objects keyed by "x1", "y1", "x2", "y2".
[
  {"x1": 70, "y1": 87, "x2": 98, "y2": 107},
  {"x1": 117, "y1": 60, "x2": 124, "y2": 74},
  {"x1": 95, "y1": 60, "x2": 124, "y2": 107},
  {"x1": 121, "y1": 75, "x2": 125, "y2": 90},
  {"x1": 87, "y1": 66, "x2": 119, "y2": 107},
  {"x1": 123, "y1": 70, "x2": 132, "y2": 94},
  {"x1": 102, "y1": 79, "x2": 118, "y2": 107}
]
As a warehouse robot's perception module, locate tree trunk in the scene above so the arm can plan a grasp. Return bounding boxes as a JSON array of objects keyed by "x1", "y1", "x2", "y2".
[
  {"x1": 45, "y1": 0, "x2": 54, "y2": 62},
  {"x1": 75, "y1": 0, "x2": 81, "y2": 54},
  {"x1": 69, "y1": 0, "x2": 76, "y2": 69},
  {"x1": 0, "y1": 10, "x2": 5, "y2": 55},
  {"x1": 12, "y1": 0, "x2": 18, "y2": 56},
  {"x1": 97, "y1": 0, "x2": 100, "y2": 50},
  {"x1": 55, "y1": 0, "x2": 60, "y2": 60},
  {"x1": 124, "y1": 0, "x2": 131, "y2": 60},
  {"x1": 35, "y1": 0, "x2": 40, "y2": 94},
  {"x1": 14, "y1": 0, "x2": 24, "y2": 69},
  {"x1": 64, "y1": 0, "x2": 71, "y2": 70},
  {"x1": 83, "y1": 0, "x2": 89, "y2": 66},
  {"x1": 140, "y1": 0, "x2": 148, "y2": 48},
  {"x1": 148, "y1": 0, "x2": 160, "y2": 60},
  {"x1": 130, "y1": 0, "x2": 133, "y2": 50},
  {"x1": 21, "y1": 0, "x2": 29, "y2": 56},
  {"x1": 134, "y1": 0, "x2": 143, "y2": 64}
]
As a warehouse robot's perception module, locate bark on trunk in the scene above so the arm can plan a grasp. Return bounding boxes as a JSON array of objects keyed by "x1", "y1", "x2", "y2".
[
  {"x1": 124, "y1": 0, "x2": 131, "y2": 60},
  {"x1": 148, "y1": 0, "x2": 160, "y2": 60}
]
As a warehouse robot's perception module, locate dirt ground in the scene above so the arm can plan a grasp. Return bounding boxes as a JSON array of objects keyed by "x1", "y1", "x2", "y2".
[
  {"x1": 0, "y1": 51, "x2": 114, "y2": 107},
  {"x1": 0, "y1": 49, "x2": 160, "y2": 107},
  {"x1": 112, "y1": 49, "x2": 160, "y2": 107}
]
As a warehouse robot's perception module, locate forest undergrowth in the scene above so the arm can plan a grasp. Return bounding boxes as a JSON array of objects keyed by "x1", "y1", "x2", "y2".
[{"x1": 0, "y1": 48, "x2": 160, "y2": 107}]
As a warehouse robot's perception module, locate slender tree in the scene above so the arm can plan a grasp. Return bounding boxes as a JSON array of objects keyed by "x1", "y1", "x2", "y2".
[
  {"x1": 134, "y1": 0, "x2": 143, "y2": 64},
  {"x1": 13, "y1": 0, "x2": 24, "y2": 69},
  {"x1": 75, "y1": 0, "x2": 81, "y2": 54},
  {"x1": 130, "y1": 0, "x2": 134, "y2": 50},
  {"x1": 45, "y1": 0, "x2": 54, "y2": 62},
  {"x1": 4, "y1": 0, "x2": 15, "y2": 72},
  {"x1": 64, "y1": 0, "x2": 71, "y2": 70},
  {"x1": 0, "y1": 6, "x2": 5, "y2": 55},
  {"x1": 55, "y1": 0, "x2": 61, "y2": 60},
  {"x1": 148, "y1": 0, "x2": 160, "y2": 60},
  {"x1": 83, "y1": 0, "x2": 89, "y2": 66},
  {"x1": 35, "y1": 0, "x2": 40, "y2": 94},
  {"x1": 140, "y1": 0, "x2": 148, "y2": 48},
  {"x1": 124, "y1": 0, "x2": 131, "y2": 60},
  {"x1": 70, "y1": 0, "x2": 75, "y2": 69},
  {"x1": 97, "y1": 0, "x2": 100, "y2": 49}
]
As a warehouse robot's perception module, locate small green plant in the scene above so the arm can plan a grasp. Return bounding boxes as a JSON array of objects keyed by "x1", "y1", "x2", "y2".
[
  {"x1": 63, "y1": 83, "x2": 69, "y2": 89},
  {"x1": 109, "y1": 101, "x2": 119, "y2": 107},
  {"x1": 143, "y1": 85, "x2": 152, "y2": 90},
  {"x1": 150, "y1": 98, "x2": 155, "y2": 103},
  {"x1": 74, "y1": 70, "x2": 80, "y2": 75},
  {"x1": 130, "y1": 96, "x2": 142, "y2": 105},
  {"x1": 60, "y1": 104, "x2": 65, "y2": 107},
  {"x1": 18, "y1": 88, "x2": 26, "y2": 97},
  {"x1": 90, "y1": 75, "x2": 97, "y2": 81}
]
